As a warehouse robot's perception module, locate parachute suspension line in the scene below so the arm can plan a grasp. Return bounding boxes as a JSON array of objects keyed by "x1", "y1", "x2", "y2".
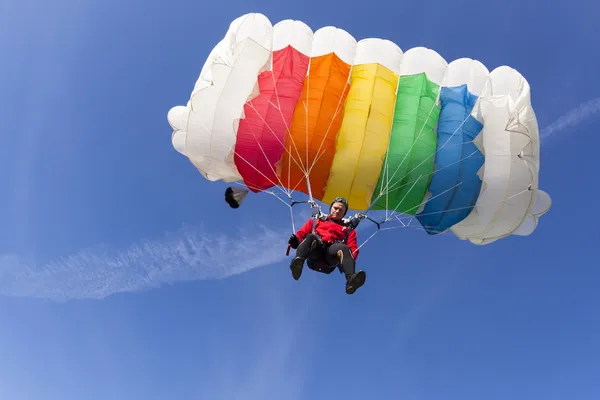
[
  {"x1": 260, "y1": 62, "x2": 314, "y2": 194},
  {"x1": 268, "y1": 63, "x2": 292, "y2": 134},
  {"x1": 351, "y1": 175, "x2": 422, "y2": 237},
  {"x1": 385, "y1": 180, "x2": 464, "y2": 223},
  {"x1": 244, "y1": 66, "x2": 328, "y2": 237},
  {"x1": 296, "y1": 65, "x2": 323, "y2": 236},
  {"x1": 287, "y1": 138, "x2": 293, "y2": 192},
  {"x1": 505, "y1": 187, "x2": 531, "y2": 201},
  {"x1": 242, "y1": 101, "x2": 312, "y2": 197},
  {"x1": 380, "y1": 102, "x2": 394, "y2": 220},
  {"x1": 305, "y1": 171, "x2": 314, "y2": 200},
  {"x1": 380, "y1": 80, "x2": 401, "y2": 221},
  {"x1": 243, "y1": 116, "x2": 291, "y2": 195},
  {"x1": 266, "y1": 189, "x2": 292, "y2": 206},
  {"x1": 354, "y1": 229, "x2": 380, "y2": 255},
  {"x1": 304, "y1": 81, "x2": 351, "y2": 177},
  {"x1": 303, "y1": 173, "x2": 323, "y2": 235},
  {"x1": 351, "y1": 179, "x2": 468, "y2": 253},
  {"x1": 348, "y1": 212, "x2": 382, "y2": 257},
  {"x1": 232, "y1": 178, "x2": 306, "y2": 236},
  {"x1": 285, "y1": 197, "x2": 320, "y2": 234},
  {"x1": 296, "y1": 80, "x2": 314, "y2": 203},
  {"x1": 245, "y1": 101, "x2": 308, "y2": 179},
  {"x1": 289, "y1": 204, "x2": 296, "y2": 232},
  {"x1": 407, "y1": 204, "x2": 474, "y2": 219},
  {"x1": 305, "y1": 72, "x2": 311, "y2": 176},
  {"x1": 353, "y1": 184, "x2": 469, "y2": 254},
  {"x1": 383, "y1": 175, "x2": 423, "y2": 222},
  {"x1": 361, "y1": 148, "x2": 478, "y2": 224},
  {"x1": 267, "y1": 67, "x2": 308, "y2": 178},
  {"x1": 340, "y1": 92, "x2": 441, "y2": 238},
  {"x1": 354, "y1": 149, "x2": 477, "y2": 234},
  {"x1": 284, "y1": 197, "x2": 305, "y2": 238},
  {"x1": 231, "y1": 180, "x2": 267, "y2": 193},
  {"x1": 355, "y1": 174, "x2": 457, "y2": 250},
  {"x1": 363, "y1": 101, "x2": 476, "y2": 221},
  {"x1": 380, "y1": 223, "x2": 456, "y2": 236},
  {"x1": 378, "y1": 89, "x2": 442, "y2": 220},
  {"x1": 393, "y1": 214, "x2": 413, "y2": 227},
  {"x1": 382, "y1": 112, "x2": 471, "y2": 198},
  {"x1": 230, "y1": 181, "x2": 291, "y2": 206},
  {"x1": 287, "y1": 142, "x2": 329, "y2": 195},
  {"x1": 284, "y1": 67, "x2": 353, "y2": 196},
  {"x1": 230, "y1": 61, "x2": 318, "y2": 206},
  {"x1": 229, "y1": 147, "x2": 291, "y2": 198},
  {"x1": 237, "y1": 68, "x2": 350, "y2": 202},
  {"x1": 381, "y1": 91, "x2": 440, "y2": 197},
  {"x1": 383, "y1": 148, "x2": 479, "y2": 197},
  {"x1": 279, "y1": 66, "x2": 351, "y2": 197},
  {"x1": 184, "y1": 114, "x2": 292, "y2": 199},
  {"x1": 273, "y1": 56, "x2": 320, "y2": 234},
  {"x1": 258, "y1": 192, "x2": 317, "y2": 236},
  {"x1": 286, "y1": 86, "x2": 349, "y2": 196},
  {"x1": 364, "y1": 193, "x2": 383, "y2": 214}
]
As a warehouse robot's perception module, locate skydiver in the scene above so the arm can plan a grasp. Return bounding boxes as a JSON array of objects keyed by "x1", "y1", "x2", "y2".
[{"x1": 287, "y1": 197, "x2": 366, "y2": 294}]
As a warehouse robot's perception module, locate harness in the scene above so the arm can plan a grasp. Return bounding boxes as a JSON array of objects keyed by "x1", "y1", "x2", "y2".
[
  {"x1": 311, "y1": 214, "x2": 352, "y2": 243},
  {"x1": 306, "y1": 215, "x2": 354, "y2": 274}
]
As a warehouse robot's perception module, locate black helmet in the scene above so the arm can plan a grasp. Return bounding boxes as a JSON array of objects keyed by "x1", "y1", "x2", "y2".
[{"x1": 330, "y1": 196, "x2": 349, "y2": 215}]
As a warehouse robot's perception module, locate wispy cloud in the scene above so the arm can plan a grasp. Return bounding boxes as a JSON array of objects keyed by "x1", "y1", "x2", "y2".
[
  {"x1": 0, "y1": 223, "x2": 288, "y2": 302},
  {"x1": 540, "y1": 97, "x2": 600, "y2": 140}
]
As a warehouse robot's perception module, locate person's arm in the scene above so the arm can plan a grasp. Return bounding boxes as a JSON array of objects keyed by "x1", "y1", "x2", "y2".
[
  {"x1": 295, "y1": 219, "x2": 314, "y2": 242},
  {"x1": 346, "y1": 229, "x2": 359, "y2": 260},
  {"x1": 345, "y1": 213, "x2": 362, "y2": 229}
]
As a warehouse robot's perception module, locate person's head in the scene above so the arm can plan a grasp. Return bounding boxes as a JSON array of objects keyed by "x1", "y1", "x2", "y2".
[{"x1": 329, "y1": 197, "x2": 348, "y2": 220}]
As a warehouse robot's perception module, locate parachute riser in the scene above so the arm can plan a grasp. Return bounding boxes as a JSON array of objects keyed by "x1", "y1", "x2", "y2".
[
  {"x1": 285, "y1": 197, "x2": 323, "y2": 256},
  {"x1": 288, "y1": 199, "x2": 308, "y2": 234},
  {"x1": 287, "y1": 197, "x2": 323, "y2": 234},
  {"x1": 363, "y1": 194, "x2": 383, "y2": 215},
  {"x1": 365, "y1": 216, "x2": 381, "y2": 230},
  {"x1": 309, "y1": 199, "x2": 321, "y2": 235}
]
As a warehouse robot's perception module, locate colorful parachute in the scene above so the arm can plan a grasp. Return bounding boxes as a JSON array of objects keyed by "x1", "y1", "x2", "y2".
[{"x1": 168, "y1": 13, "x2": 551, "y2": 245}]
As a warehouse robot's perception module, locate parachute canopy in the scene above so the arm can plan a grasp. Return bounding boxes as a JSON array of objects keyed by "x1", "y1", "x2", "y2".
[{"x1": 168, "y1": 13, "x2": 551, "y2": 245}]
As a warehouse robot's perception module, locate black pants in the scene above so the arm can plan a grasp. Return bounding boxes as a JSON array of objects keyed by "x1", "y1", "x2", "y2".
[{"x1": 296, "y1": 234, "x2": 356, "y2": 276}]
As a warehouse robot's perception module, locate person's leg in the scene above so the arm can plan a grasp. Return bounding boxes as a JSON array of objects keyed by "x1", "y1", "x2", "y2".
[
  {"x1": 327, "y1": 243, "x2": 366, "y2": 294},
  {"x1": 290, "y1": 234, "x2": 321, "y2": 280},
  {"x1": 326, "y1": 243, "x2": 355, "y2": 275},
  {"x1": 295, "y1": 234, "x2": 320, "y2": 259}
]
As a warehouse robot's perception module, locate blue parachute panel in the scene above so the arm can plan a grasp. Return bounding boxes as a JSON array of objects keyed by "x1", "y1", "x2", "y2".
[{"x1": 417, "y1": 85, "x2": 484, "y2": 234}]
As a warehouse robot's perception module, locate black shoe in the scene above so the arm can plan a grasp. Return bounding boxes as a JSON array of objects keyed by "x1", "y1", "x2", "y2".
[
  {"x1": 345, "y1": 270, "x2": 366, "y2": 294},
  {"x1": 290, "y1": 257, "x2": 305, "y2": 280}
]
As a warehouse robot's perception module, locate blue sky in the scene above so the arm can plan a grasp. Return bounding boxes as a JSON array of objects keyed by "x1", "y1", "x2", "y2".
[{"x1": 1, "y1": 0, "x2": 599, "y2": 399}]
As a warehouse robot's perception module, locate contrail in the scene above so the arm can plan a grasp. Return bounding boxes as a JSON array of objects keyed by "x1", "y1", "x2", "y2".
[
  {"x1": 540, "y1": 97, "x2": 600, "y2": 140},
  {"x1": 0, "y1": 223, "x2": 288, "y2": 302}
]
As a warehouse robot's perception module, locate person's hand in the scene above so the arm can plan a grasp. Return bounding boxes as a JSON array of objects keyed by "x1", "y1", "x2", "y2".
[
  {"x1": 288, "y1": 234, "x2": 300, "y2": 249},
  {"x1": 349, "y1": 213, "x2": 364, "y2": 229}
]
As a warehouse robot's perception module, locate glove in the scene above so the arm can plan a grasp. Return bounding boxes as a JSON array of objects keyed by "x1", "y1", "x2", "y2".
[{"x1": 288, "y1": 234, "x2": 300, "y2": 249}]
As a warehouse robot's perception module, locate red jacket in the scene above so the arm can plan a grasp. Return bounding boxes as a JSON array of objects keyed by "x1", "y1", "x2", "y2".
[{"x1": 296, "y1": 216, "x2": 359, "y2": 260}]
